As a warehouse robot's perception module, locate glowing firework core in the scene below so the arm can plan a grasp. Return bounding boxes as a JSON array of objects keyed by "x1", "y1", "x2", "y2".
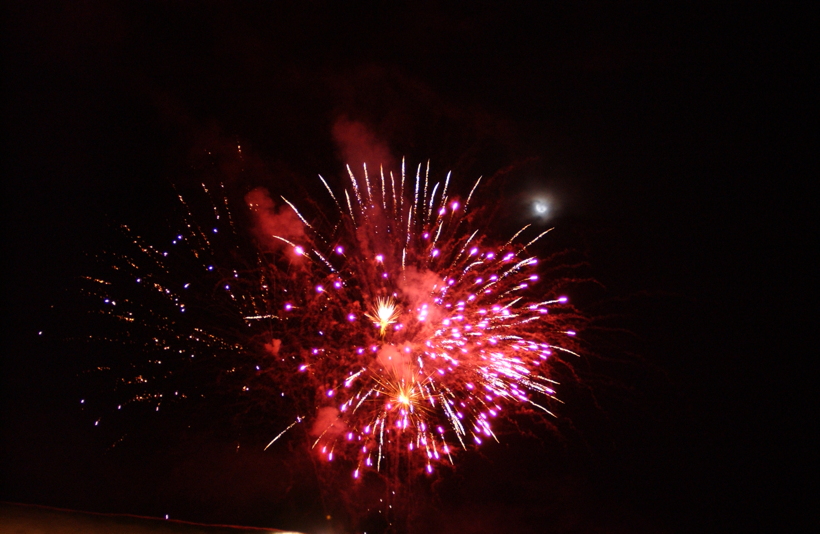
[{"x1": 366, "y1": 297, "x2": 401, "y2": 337}]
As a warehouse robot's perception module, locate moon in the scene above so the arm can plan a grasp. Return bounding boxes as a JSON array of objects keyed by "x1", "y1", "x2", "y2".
[{"x1": 531, "y1": 198, "x2": 552, "y2": 221}]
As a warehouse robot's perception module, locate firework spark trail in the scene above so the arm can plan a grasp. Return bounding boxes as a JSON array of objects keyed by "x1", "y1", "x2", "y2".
[{"x1": 87, "y1": 161, "x2": 582, "y2": 482}]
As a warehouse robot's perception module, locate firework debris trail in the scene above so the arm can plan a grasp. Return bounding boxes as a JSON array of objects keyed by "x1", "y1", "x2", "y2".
[{"x1": 85, "y1": 159, "x2": 583, "y2": 489}]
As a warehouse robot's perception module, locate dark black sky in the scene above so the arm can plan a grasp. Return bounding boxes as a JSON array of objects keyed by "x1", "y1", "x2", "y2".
[{"x1": 2, "y1": 2, "x2": 813, "y2": 533}]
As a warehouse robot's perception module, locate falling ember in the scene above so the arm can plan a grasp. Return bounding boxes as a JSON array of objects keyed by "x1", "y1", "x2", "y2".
[{"x1": 84, "y1": 158, "x2": 583, "y2": 484}]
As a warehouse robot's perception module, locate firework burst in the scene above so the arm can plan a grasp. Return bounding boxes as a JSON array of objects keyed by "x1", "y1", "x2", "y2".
[{"x1": 85, "y1": 158, "x2": 582, "y2": 484}]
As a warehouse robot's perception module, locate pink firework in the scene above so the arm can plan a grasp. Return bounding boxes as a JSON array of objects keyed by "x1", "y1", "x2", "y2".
[
  {"x1": 257, "y1": 160, "x2": 581, "y2": 478},
  {"x1": 86, "y1": 159, "x2": 582, "y2": 484}
]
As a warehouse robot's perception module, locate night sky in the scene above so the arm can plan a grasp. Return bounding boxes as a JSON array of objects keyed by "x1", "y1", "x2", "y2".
[{"x1": 2, "y1": 2, "x2": 812, "y2": 533}]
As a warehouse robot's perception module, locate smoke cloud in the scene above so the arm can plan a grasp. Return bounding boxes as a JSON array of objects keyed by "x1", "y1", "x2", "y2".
[
  {"x1": 244, "y1": 187, "x2": 305, "y2": 251},
  {"x1": 397, "y1": 266, "x2": 443, "y2": 309},
  {"x1": 331, "y1": 116, "x2": 395, "y2": 170},
  {"x1": 263, "y1": 338, "x2": 281, "y2": 356},
  {"x1": 376, "y1": 344, "x2": 415, "y2": 382},
  {"x1": 310, "y1": 406, "x2": 346, "y2": 438}
]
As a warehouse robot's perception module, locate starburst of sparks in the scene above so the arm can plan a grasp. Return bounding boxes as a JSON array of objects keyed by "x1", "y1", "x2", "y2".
[
  {"x1": 85, "y1": 158, "x2": 582, "y2": 482},
  {"x1": 365, "y1": 297, "x2": 402, "y2": 337}
]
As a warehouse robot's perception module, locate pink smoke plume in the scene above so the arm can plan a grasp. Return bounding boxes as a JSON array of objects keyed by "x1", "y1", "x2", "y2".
[
  {"x1": 331, "y1": 117, "x2": 394, "y2": 170},
  {"x1": 310, "y1": 407, "x2": 346, "y2": 438},
  {"x1": 376, "y1": 344, "x2": 415, "y2": 382},
  {"x1": 244, "y1": 187, "x2": 305, "y2": 251}
]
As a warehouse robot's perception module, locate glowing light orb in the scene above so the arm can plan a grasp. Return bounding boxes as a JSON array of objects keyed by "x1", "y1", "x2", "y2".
[{"x1": 533, "y1": 200, "x2": 549, "y2": 215}]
